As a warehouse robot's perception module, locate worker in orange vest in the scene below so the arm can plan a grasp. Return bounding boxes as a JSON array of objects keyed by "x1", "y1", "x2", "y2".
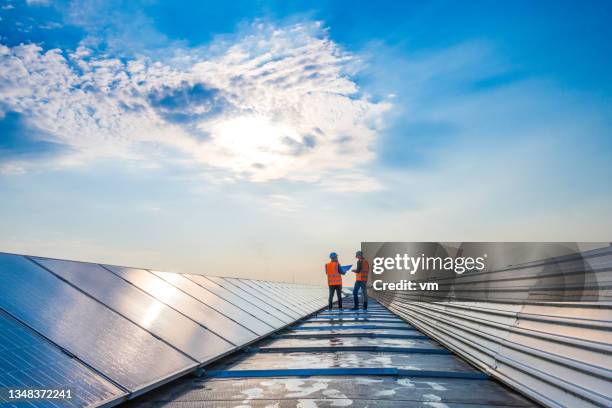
[
  {"x1": 351, "y1": 250, "x2": 369, "y2": 310},
  {"x1": 325, "y1": 252, "x2": 343, "y2": 310}
]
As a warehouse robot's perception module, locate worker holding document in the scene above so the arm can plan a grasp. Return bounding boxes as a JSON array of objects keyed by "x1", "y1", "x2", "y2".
[{"x1": 352, "y1": 250, "x2": 369, "y2": 310}]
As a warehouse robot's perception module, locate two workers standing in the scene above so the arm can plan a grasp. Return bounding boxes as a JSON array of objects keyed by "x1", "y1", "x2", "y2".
[{"x1": 325, "y1": 251, "x2": 369, "y2": 310}]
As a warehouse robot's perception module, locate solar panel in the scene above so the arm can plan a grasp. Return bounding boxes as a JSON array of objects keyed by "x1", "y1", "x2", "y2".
[
  {"x1": 286, "y1": 283, "x2": 322, "y2": 303},
  {"x1": 232, "y1": 278, "x2": 304, "y2": 319},
  {"x1": 296, "y1": 286, "x2": 327, "y2": 309},
  {"x1": 32, "y1": 257, "x2": 234, "y2": 363},
  {"x1": 244, "y1": 280, "x2": 313, "y2": 315},
  {"x1": 185, "y1": 275, "x2": 287, "y2": 329},
  {"x1": 0, "y1": 309, "x2": 126, "y2": 407},
  {"x1": 226, "y1": 278, "x2": 302, "y2": 319},
  {"x1": 152, "y1": 271, "x2": 274, "y2": 337},
  {"x1": 271, "y1": 283, "x2": 322, "y2": 310},
  {"x1": 206, "y1": 276, "x2": 294, "y2": 323},
  {"x1": 103, "y1": 266, "x2": 257, "y2": 347},
  {"x1": 283, "y1": 285, "x2": 324, "y2": 309},
  {"x1": 0, "y1": 253, "x2": 196, "y2": 393},
  {"x1": 267, "y1": 282, "x2": 324, "y2": 311}
]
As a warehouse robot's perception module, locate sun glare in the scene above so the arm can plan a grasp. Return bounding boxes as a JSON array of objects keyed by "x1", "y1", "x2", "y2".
[{"x1": 211, "y1": 116, "x2": 300, "y2": 169}]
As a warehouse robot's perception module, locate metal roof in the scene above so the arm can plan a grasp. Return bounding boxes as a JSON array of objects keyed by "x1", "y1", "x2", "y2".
[
  {"x1": 124, "y1": 298, "x2": 535, "y2": 407},
  {"x1": 374, "y1": 246, "x2": 612, "y2": 408},
  {"x1": 4, "y1": 249, "x2": 599, "y2": 407}
]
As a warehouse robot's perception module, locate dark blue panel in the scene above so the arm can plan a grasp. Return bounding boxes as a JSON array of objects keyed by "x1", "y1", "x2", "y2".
[
  {"x1": 206, "y1": 277, "x2": 293, "y2": 323},
  {"x1": 33, "y1": 257, "x2": 234, "y2": 363},
  {"x1": 186, "y1": 275, "x2": 287, "y2": 329},
  {"x1": 243, "y1": 280, "x2": 313, "y2": 315},
  {"x1": 0, "y1": 309, "x2": 126, "y2": 407},
  {"x1": 152, "y1": 271, "x2": 273, "y2": 337},
  {"x1": 227, "y1": 278, "x2": 302, "y2": 319},
  {"x1": 103, "y1": 265, "x2": 257, "y2": 346},
  {"x1": 0, "y1": 254, "x2": 197, "y2": 392}
]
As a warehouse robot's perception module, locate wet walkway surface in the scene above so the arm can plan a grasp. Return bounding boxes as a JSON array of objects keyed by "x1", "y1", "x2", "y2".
[{"x1": 127, "y1": 298, "x2": 537, "y2": 407}]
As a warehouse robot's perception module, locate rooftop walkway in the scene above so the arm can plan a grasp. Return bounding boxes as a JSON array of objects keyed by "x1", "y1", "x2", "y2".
[{"x1": 128, "y1": 298, "x2": 537, "y2": 407}]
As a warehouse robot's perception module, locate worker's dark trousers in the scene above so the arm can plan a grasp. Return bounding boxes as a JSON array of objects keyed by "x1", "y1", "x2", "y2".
[
  {"x1": 328, "y1": 285, "x2": 342, "y2": 309},
  {"x1": 353, "y1": 280, "x2": 368, "y2": 308}
]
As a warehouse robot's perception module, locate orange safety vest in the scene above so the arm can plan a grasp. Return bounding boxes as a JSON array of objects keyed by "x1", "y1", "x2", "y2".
[
  {"x1": 357, "y1": 258, "x2": 369, "y2": 282},
  {"x1": 326, "y1": 261, "x2": 342, "y2": 286}
]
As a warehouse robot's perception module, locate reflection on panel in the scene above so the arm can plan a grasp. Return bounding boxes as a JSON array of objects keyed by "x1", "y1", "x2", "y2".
[
  {"x1": 227, "y1": 278, "x2": 301, "y2": 319},
  {"x1": 33, "y1": 257, "x2": 234, "y2": 363},
  {"x1": 250, "y1": 280, "x2": 313, "y2": 315},
  {"x1": 153, "y1": 271, "x2": 274, "y2": 337},
  {"x1": 186, "y1": 275, "x2": 287, "y2": 329},
  {"x1": 104, "y1": 266, "x2": 257, "y2": 346},
  {"x1": 248, "y1": 280, "x2": 312, "y2": 314},
  {"x1": 275, "y1": 283, "x2": 318, "y2": 310},
  {"x1": 0, "y1": 254, "x2": 196, "y2": 392},
  {"x1": 272, "y1": 283, "x2": 318, "y2": 308},
  {"x1": 0, "y1": 309, "x2": 126, "y2": 407},
  {"x1": 206, "y1": 276, "x2": 293, "y2": 323}
]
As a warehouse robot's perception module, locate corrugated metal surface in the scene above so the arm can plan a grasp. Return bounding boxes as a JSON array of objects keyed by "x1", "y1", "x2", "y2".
[
  {"x1": 0, "y1": 252, "x2": 328, "y2": 407},
  {"x1": 372, "y1": 247, "x2": 612, "y2": 408}
]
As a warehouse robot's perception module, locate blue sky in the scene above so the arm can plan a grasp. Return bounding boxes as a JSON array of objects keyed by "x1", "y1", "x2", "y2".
[{"x1": 1, "y1": 0, "x2": 611, "y2": 283}]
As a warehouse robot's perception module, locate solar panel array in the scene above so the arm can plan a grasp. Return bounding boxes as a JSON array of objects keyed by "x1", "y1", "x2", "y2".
[{"x1": 0, "y1": 252, "x2": 327, "y2": 406}]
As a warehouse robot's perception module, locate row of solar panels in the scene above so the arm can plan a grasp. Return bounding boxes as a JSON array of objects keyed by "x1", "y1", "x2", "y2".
[{"x1": 0, "y1": 252, "x2": 328, "y2": 407}]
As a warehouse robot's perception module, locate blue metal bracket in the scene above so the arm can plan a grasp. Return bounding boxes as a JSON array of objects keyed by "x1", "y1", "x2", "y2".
[
  {"x1": 273, "y1": 333, "x2": 429, "y2": 339},
  {"x1": 291, "y1": 325, "x2": 416, "y2": 331},
  {"x1": 205, "y1": 367, "x2": 489, "y2": 380},
  {"x1": 248, "y1": 346, "x2": 452, "y2": 354}
]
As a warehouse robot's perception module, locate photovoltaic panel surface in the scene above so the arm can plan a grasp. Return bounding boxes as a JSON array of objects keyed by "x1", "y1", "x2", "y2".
[
  {"x1": 185, "y1": 275, "x2": 287, "y2": 329},
  {"x1": 152, "y1": 271, "x2": 274, "y2": 337},
  {"x1": 32, "y1": 257, "x2": 234, "y2": 363},
  {"x1": 228, "y1": 278, "x2": 302, "y2": 319},
  {"x1": 245, "y1": 280, "x2": 314, "y2": 314},
  {"x1": 0, "y1": 309, "x2": 126, "y2": 407},
  {"x1": 0, "y1": 253, "x2": 197, "y2": 392},
  {"x1": 103, "y1": 265, "x2": 257, "y2": 346},
  {"x1": 276, "y1": 283, "x2": 326, "y2": 309},
  {"x1": 206, "y1": 276, "x2": 293, "y2": 323},
  {"x1": 0, "y1": 251, "x2": 330, "y2": 406}
]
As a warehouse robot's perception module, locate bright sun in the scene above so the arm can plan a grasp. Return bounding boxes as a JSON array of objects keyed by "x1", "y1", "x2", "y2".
[{"x1": 211, "y1": 115, "x2": 300, "y2": 170}]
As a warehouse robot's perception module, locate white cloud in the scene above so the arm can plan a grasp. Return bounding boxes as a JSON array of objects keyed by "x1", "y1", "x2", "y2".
[
  {"x1": 0, "y1": 162, "x2": 26, "y2": 175},
  {"x1": 0, "y1": 22, "x2": 390, "y2": 187},
  {"x1": 26, "y1": 0, "x2": 50, "y2": 5}
]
